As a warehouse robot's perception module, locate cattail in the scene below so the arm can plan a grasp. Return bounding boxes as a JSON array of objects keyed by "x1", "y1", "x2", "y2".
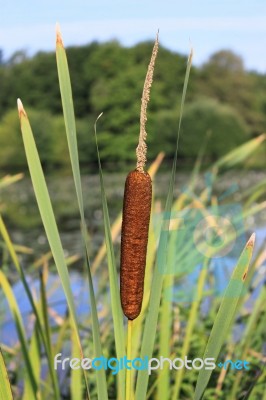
[
  {"x1": 120, "y1": 34, "x2": 159, "y2": 320},
  {"x1": 120, "y1": 170, "x2": 152, "y2": 319}
]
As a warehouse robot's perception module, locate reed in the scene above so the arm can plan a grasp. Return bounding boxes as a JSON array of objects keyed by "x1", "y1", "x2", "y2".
[
  {"x1": 0, "y1": 25, "x2": 265, "y2": 400},
  {"x1": 120, "y1": 33, "x2": 158, "y2": 400},
  {"x1": 120, "y1": 33, "x2": 158, "y2": 322}
]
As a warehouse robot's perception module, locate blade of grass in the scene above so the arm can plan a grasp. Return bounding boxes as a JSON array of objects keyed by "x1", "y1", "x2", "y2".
[
  {"x1": 126, "y1": 320, "x2": 133, "y2": 400},
  {"x1": 71, "y1": 323, "x2": 83, "y2": 400},
  {"x1": 0, "y1": 270, "x2": 38, "y2": 399},
  {"x1": 83, "y1": 254, "x2": 109, "y2": 400},
  {"x1": 157, "y1": 201, "x2": 186, "y2": 399},
  {"x1": 55, "y1": 25, "x2": 108, "y2": 400},
  {"x1": 215, "y1": 346, "x2": 233, "y2": 396},
  {"x1": 0, "y1": 173, "x2": 23, "y2": 190},
  {"x1": 55, "y1": 24, "x2": 84, "y2": 223},
  {"x1": 39, "y1": 269, "x2": 59, "y2": 400},
  {"x1": 228, "y1": 285, "x2": 266, "y2": 400},
  {"x1": 17, "y1": 99, "x2": 84, "y2": 395},
  {"x1": 0, "y1": 348, "x2": 13, "y2": 400},
  {"x1": 157, "y1": 274, "x2": 173, "y2": 400},
  {"x1": 39, "y1": 270, "x2": 53, "y2": 365},
  {"x1": 213, "y1": 133, "x2": 265, "y2": 169},
  {"x1": 241, "y1": 177, "x2": 266, "y2": 204},
  {"x1": 193, "y1": 233, "x2": 255, "y2": 400},
  {"x1": 0, "y1": 345, "x2": 16, "y2": 357},
  {"x1": 53, "y1": 316, "x2": 70, "y2": 356},
  {"x1": 94, "y1": 115, "x2": 126, "y2": 399},
  {"x1": 135, "y1": 48, "x2": 193, "y2": 400},
  {"x1": 22, "y1": 326, "x2": 41, "y2": 400},
  {"x1": 0, "y1": 215, "x2": 60, "y2": 399},
  {"x1": 188, "y1": 130, "x2": 212, "y2": 193},
  {"x1": 173, "y1": 258, "x2": 209, "y2": 399}
]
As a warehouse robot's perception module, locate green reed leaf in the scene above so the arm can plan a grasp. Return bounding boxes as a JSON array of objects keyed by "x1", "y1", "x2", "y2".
[
  {"x1": 0, "y1": 349, "x2": 13, "y2": 400},
  {"x1": 56, "y1": 25, "x2": 108, "y2": 400},
  {"x1": 194, "y1": 233, "x2": 255, "y2": 400}
]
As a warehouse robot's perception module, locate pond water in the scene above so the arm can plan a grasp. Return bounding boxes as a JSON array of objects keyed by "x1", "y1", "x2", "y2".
[
  {"x1": 0, "y1": 226, "x2": 265, "y2": 346},
  {"x1": 1, "y1": 170, "x2": 265, "y2": 260},
  {"x1": 0, "y1": 170, "x2": 265, "y2": 345}
]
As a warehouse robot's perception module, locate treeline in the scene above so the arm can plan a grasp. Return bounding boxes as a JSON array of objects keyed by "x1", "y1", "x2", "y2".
[{"x1": 0, "y1": 41, "x2": 265, "y2": 170}]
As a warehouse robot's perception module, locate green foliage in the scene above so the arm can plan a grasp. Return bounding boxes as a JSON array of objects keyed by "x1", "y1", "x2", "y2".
[
  {"x1": 0, "y1": 110, "x2": 26, "y2": 168},
  {"x1": 0, "y1": 109, "x2": 55, "y2": 168},
  {"x1": 179, "y1": 98, "x2": 249, "y2": 160},
  {"x1": 197, "y1": 50, "x2": 266, "y2": 135},
  {"x1": 0, "y1": 43, "x2": 265, "y2": 169},
  {"x1": 0, "y1": 349, "x2": 13, "y2": 400},
  {"x1": 0, "y1": 109, "x2": 71, "y2": 169}
]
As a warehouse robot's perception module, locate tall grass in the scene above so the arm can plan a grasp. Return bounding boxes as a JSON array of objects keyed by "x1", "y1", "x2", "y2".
[{"x1": 0, "y1": 26, "x2": 265, "y2": 400}]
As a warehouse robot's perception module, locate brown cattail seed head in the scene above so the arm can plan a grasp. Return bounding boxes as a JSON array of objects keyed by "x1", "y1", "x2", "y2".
[{"x1": 120, "y1": 170, "x2": 152, "y2": 320}]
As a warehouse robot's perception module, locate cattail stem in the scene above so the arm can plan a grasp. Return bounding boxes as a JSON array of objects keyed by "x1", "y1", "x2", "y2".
[
  {"x1": 126, "y1": 319, "x2": 133, "y2": 400},
  {"x1": 121, "y1": 33, "x2": 159, "y2": 400}
]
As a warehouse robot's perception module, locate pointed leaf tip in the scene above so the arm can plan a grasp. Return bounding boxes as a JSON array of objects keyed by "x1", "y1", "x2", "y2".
[
  {"x1": 258, "y1": 133, "x2": 266, "y2": 142},
  {"x1": 246, "y1": 233, "x2": 255, "y2": 248},
  {"x1": 17, "y1": 98, "x2": 23, "y2": 109},
  {"x1": 17, "y1": 98, "x2": 27, "y2": 118},
  {"x1": 56, "y1": 22, "x2": 63, "y2": 46},
  {"x1": 188, "y1": 47, "x2": 194, "y2": 64}
]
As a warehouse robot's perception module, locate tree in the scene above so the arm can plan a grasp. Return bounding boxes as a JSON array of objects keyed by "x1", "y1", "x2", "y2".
[
  {"x1": 7, "y1": 50, "x2": 28, "y2": 65},
  {"x1": 197, "y1": 50, "x2": 264, "y2": 134},
  {"x1": 179, "y1": 98, "x2": 249, "y2": 161},
  {"x1": 0, "y1": 43, "x2": 264, "y2": 168},
  {"x1": 0, "y1": 109, "x2": 69, "y2": 169},
  {"x1": 0, "y1": 49, "x2": 4, "y2": 65},
  {"x1": 205, "y1": 50, "x2": 244, "y2": 73}
]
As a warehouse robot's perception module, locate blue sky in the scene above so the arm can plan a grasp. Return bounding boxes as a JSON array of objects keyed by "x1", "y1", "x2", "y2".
[{"x1": 1, "y1": 0, "x2": 265, "y2": 72}]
